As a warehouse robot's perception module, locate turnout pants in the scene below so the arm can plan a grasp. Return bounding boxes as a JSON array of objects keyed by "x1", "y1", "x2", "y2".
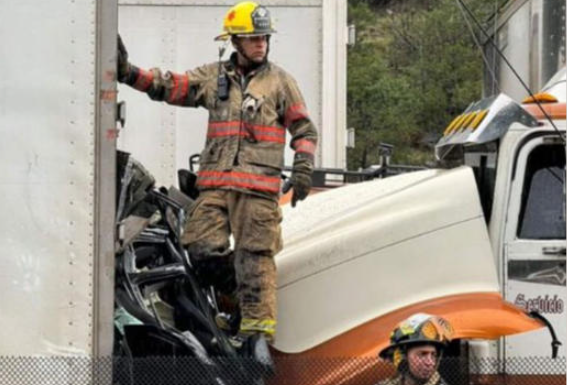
[{"x1": 182, "y1": 190, "x2": 283, "y2": 338}]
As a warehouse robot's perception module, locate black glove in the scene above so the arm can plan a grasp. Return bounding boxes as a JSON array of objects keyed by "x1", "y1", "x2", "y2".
[
  {"x1": 117, "y1": 34, "x2": 130, "y2": 82},
  {"x1": 282, "y1": 153, "x2": 313, "y2": 208},
  {"x1": 290, "y1": 172, "x2": 311, "y2": 207}
]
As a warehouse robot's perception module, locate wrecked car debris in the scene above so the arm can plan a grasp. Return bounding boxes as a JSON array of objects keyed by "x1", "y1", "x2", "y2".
[{"x1": 113, "y1": 151, "x2": 274, "y2": 385}]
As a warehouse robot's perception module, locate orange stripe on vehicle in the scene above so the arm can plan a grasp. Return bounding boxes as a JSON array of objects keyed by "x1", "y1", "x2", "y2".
[
  {"x1": 274, "y1": 292, "x2": 543, "y2": 359},
  {"x1": 522, "y1": 102, "x2": 566, "y2": 120},
  {"x1": 271, "y1": 292, "x2": 545, "y2": 385}
]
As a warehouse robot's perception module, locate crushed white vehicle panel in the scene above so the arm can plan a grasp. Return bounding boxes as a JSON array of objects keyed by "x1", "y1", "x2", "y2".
[{"x1": 275, "y1": 167, "x2": 499, "y2": 353}]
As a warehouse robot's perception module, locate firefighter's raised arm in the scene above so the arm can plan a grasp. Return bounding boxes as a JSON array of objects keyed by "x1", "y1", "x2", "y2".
[{"x1": 117, "y1": 34, "x2": 210, "y2": 108}]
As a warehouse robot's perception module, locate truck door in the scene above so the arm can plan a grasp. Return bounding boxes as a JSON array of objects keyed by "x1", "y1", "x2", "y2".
[{"x1": 503, "y1": 134, "x2": 566, "y2": 363}]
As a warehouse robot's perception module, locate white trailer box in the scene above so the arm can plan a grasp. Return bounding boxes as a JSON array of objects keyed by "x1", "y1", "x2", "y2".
[
  {"x1": 117, "y1": 0, "x2": 347, "y2": 186},
  {"x1": 0, "y1": 0, "x2": 117, "y2": 364},
  {"x1": 483, "y1": 0, "x2": 566, "y2": 100}
]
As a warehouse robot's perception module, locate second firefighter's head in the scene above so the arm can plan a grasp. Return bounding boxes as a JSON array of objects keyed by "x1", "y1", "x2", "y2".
[
  {"x1": 379, "y1": 313, "x2": 454, "y2": 385},
  {"x1": 216, "y1": 1, "x2": 275, "y2": 68}
]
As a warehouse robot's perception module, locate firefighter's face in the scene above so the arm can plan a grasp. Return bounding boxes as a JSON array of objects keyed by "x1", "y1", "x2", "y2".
[
  {"x1": 407, "y1": 345, "x2": 438, "y2": 381},
  {"x1": 235, "y1": 35, "x2": 268, "y2": 63}
]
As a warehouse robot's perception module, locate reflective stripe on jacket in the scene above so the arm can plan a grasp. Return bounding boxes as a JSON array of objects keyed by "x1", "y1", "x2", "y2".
[{"x1": 123, "y1": 54, "x2": 318, "y2": 199}]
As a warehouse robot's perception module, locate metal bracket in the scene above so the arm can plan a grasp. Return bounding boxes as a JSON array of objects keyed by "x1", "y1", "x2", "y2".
[{"x1": 117, "y1": 101, "x2": 127, "y2": 128}]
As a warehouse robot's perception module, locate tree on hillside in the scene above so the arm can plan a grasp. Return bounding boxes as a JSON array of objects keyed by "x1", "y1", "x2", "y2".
[{"x1": 347, "y1": 0, "x2": 493, "y2": 169}]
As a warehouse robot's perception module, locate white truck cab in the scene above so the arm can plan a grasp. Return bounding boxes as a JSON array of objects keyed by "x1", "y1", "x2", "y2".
[{"x1": 437, "y1": 69, "x2": 566, "y2": 365}]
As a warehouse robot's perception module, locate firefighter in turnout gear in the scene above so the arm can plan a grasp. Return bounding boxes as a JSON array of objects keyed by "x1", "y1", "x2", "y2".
[
  {"x1": 117, "y1": 1, "x2": 318, "y2": 345},
  {"x1": 377, "y1": 314, "x2": 454, "y2": 385}
]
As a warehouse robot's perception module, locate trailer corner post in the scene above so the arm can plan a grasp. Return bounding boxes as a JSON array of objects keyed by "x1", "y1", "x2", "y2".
[
  {"x1": 321, "y1": 0, "x2": 348, "y2": 169},
  {"x1": 94, "y1": 0, "x2": 119, "y2": 364}
]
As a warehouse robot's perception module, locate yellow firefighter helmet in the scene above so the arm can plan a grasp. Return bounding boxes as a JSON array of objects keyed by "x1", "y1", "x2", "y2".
[{"x1": 215, "y1": 1, "x2": 276, "y2": 41}]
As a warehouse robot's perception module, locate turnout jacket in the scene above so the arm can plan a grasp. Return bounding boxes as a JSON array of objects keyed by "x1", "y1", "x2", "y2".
[
  {"x1": 377, "y1": 372, "x2": 448, "y2": 385},
  {"x1": 122, "y1": 54, "x2": 318, "y2": 200}
]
